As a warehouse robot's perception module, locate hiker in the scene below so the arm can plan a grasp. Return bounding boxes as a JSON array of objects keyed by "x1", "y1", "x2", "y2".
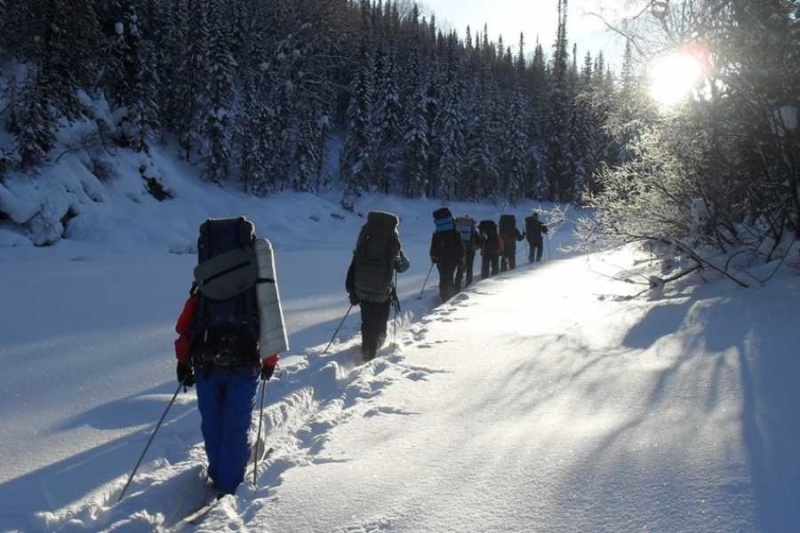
[
  {"x1": 429, "y1": 207, "x2": 465, "y2": 303},
  {"x1": 174, "y1": 217, "x2": 287, "y2": 498},
  {"x1": 455, "y1": 215, "x2": 482, "y2": 290},
  {"x1": 498, "y1": 214, "x2": 524, "y2": 271},
  {"x1": 524, "y1": 211, "x2": 549, "y2": 262},
  {"x1": 345, "y1": 211, "x2": 410, "y2": 360},
  {"x1": 478, "y1": 219, "x2": 502, "y2": 279}
]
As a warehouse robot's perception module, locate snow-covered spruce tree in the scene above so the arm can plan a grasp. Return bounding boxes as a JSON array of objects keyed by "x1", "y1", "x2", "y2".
[
  {"x1": 9, "y1": 68, "x2": 56, "y2": 169},
  {"x1": 584, "y1": 51, "x2": 616, "y2": 197},
  {"x1": 570, "y1": 51, "x2": 605, "y2": 202},
  {"x1": 372, "y1": 45, "x2": 404, "y2": 194},
  {"x1": 524, "y1": 39, "x2": 549, "y2": 200},
  {"x1": 545, "y1": 0, "x2": 575, "y2": 203},
  {"x1": 175, "y1": 0, "x2": 210, "y2": 162},
  {"x1": 423, "y1": 60, "x2": 442, "y2": 199},
  {"x1": 400, "y1": 44, "x2": 428, "y2": 197},
  {"x1": 604, "y1": 39, "x2": 654, "y2": 167},
  {"x1": 151, "y1": 0, "x2": 187, "y2": 142},
  {"x1": 341, "y1": 45, "x2": 376, "y2": 195},
  {"x1": 462, "y1": 99, "x2": 497, "y2": 201},
  {"x1": 430, "y1": 32, "x2": 466, "y2": 201},
  {"x1": 294, "y1": 105, "x2": 327, "y2": 193},
  {"x1": 500, "y1": 88, "x2": 529, "y2": 205},
  {"x1": 289, "y1": 0, "x2": 343, "y2": 193},
  {"x1": 203, "y1": 1, "x2": 236, "y2": 185},
  {"x1": 36, "y1": 0, "x2": 102, "y2": 119},
  {"x1": 112, "y1": 2, "x2": 160, "y2": 152},
  {"x1": 6, "y1": 0, "x2": 102, "y2": 166}
]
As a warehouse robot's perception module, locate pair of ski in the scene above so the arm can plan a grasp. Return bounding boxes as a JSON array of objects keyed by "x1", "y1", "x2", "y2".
[{"x1": 176, "y1": 442, "x2": 274, "y2": 529}]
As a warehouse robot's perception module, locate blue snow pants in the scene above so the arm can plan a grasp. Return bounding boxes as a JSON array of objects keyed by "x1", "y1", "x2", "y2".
[{"x1": 194, "y1": 366, "x2": 259, "y2": 495}]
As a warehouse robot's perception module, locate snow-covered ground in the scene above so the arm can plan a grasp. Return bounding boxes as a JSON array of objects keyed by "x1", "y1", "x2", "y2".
[{"x1": 1, "y1": 148, "x2": 800, "y2": 532}]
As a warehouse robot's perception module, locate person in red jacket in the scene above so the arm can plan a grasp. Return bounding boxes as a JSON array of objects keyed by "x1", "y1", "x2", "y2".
[{"x1": 174, "y1": 285, "x2": 279, "y2": 497}]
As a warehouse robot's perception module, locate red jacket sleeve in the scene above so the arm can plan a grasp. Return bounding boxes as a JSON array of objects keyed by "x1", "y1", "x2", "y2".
[
  {"x1": 174, "y1": 295, "x2": 198, "y2": 364},
  {"x1": 262, "y1": 353, "x2": 280, "y2": 368}
]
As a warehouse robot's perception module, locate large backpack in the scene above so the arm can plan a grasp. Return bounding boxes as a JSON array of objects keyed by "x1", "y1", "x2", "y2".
[
  {"x1": 352, "y1": 211, "x2": 400, "y2": 302},
  {"x1": 191, "y1": 217, "x2": 261, "y2": 368},
  {"x1": 478, "y1": 219, "x2": 501, "y2": 254},
  {"x1": 455, "y1": 216, "x2": 474, "y2": 243},
  {"x1": 499, "y1": 214, "x2": 517, "y2": 235},
  {"x1": 525, "y1": 215, "x2": 542, "y2": 240},
  {"x1": 433, "y1": 207, "x2": 455, "y2": 232}
]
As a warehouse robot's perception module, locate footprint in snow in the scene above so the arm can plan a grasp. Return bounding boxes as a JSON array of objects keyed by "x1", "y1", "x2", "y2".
[{"x1": 363, "y1": 405, "x2": 419, "y2": 417}]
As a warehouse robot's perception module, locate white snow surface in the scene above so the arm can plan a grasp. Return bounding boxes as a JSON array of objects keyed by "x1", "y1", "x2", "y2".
[{"x1": 1, "y1": 146, "x2": 799, "y2": 533}]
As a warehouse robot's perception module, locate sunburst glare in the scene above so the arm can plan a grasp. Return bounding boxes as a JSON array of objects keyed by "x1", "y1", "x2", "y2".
[{"x1": 648, "y1": 52, "x2": 707, "y2": 109}]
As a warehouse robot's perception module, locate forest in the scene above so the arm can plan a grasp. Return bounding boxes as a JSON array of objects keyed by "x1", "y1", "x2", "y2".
[{"x1": 1, "y1": 0, "x2": 799, "y2": 265}]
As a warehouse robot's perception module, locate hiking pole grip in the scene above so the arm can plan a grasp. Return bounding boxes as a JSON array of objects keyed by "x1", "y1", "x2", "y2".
[
  {"x1": 323, "y1": 304, "x2": 353, "y2": 354},
  {"x1": 117, "y1": 383, "x2": 182, "y2": 503}
]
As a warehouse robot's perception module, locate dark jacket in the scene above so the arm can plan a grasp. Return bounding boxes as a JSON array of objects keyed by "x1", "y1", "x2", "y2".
[
  {"x1": 478, "y1": 220, "x2": 503, "y2": 256},
  {"x1": 525, "y1": 216, "x2": 548, "y2": 244},
  {"x1": 430, "y1": 229, "x2": 465, "y2": 266},
  {"x1": 499, "y1": 227, "x2": 524, "y2": 255}
]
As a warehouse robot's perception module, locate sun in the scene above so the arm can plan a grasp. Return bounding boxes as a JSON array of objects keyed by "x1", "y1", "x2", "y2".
[{"x1": 648, "y1": 52, "x2": 706, "y2": 108}]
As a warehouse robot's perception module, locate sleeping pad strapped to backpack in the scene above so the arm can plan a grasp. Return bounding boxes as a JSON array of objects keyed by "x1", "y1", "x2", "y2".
[{"x1": 191, "y1": 217, "x2": 261, "y2": 369}]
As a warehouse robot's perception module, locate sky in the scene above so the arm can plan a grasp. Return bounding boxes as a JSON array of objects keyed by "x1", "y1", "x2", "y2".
[
  {"x1": 2, "y1": 132, "x2": 800, "y2": 532},
  {"x1": 418, "y1": 0, "x2": 626, "y2": 64}
]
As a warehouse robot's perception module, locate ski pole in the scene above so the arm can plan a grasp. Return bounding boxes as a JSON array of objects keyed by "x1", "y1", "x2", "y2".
[
  {"x1": 417, "y1": 263, "x2": 435, "y2": 299},
  {"x1": 323, "y1": 304, "x2": 353, "y2": 354},
  {"x1": 392, "y1": 272, "x2": 399, "y2": 344},
  {"x1": 253, "y1": 380, "x2": 268, "y2": 486},
  {"x1": 117, "y1": 383, "x2": 182, "y2": 503}
]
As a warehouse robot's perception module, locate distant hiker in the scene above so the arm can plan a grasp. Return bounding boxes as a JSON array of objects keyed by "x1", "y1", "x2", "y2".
[
  {"x1": 478, "y1": 219, "x2": 502, "y2": 279},
  {"x1": 346, "y1": 211, "x2": 410, "y2": 361},
  {"x1": 455, "y1": 215, "x2": 482, "y2": 290},
  {"x1": 174, "y1": 216, "x2": 288, "y2": 497},
  {"x1": 498, "y1": 214, "x2": 524, "y2": 272},
  {"x1": 429, "y1": 207, "x2": 465, "y2": 303},
  {"x1": 524, "y1": 211, "x2": 549, "y2": 262}
]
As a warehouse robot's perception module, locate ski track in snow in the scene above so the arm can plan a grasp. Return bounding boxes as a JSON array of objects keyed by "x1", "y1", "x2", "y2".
[{"x1": 37, "y1": 293, "x2": 451, "y2": 533}]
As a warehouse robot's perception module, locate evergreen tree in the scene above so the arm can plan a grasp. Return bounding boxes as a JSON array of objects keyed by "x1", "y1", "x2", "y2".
[
  {"x1": 203, "y1": 1, "x2": 237, "y2": 184},
  {"x1": 113, "y1": 2, "x2": 160, "y2": 151},
  {"x1": 372, "y1": 45, "x2": 404, "y2": 193},
  {"x1": 341, "y1": 46, "x2": 376, "y2": 194},
  {"x1": 431, "y1": 34, "x2": 466, "y2": 200},
  {"x1": 237, "y1": 69, "x2": 269, "y2": 195},
  {"x1": 11, "y1": 68, "x2": 56, "y2": 168},
  {"x1": 526, "y1": 39, "x2": 549, "y2": 199},
  {"x1": 503, "y1": 89, "x2": 528, "y2": 203},
  {"x1": 423, "y1": 58, "x2": 442, "y2": 198},
  {"x1": 546, "y1": 0, "x2": 574, "y2": 202},
  {"x1": 175, "y1": 0, "x2": 210, "y2": 161}
]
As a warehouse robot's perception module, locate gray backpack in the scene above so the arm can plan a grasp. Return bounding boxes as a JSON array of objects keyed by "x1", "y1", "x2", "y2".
[{"x1": 352, "y1": 211, "x2": 400, "y2": 302}]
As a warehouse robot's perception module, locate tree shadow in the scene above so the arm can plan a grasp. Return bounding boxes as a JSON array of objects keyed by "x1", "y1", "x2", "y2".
[{"x1": 0, "y1": 382, "x2": 202, "y2": 532}]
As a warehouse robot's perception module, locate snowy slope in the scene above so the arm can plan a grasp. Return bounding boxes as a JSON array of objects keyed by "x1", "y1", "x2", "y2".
[{"x1": 1, "y1": 149, "x2": 800, "y2": 532}]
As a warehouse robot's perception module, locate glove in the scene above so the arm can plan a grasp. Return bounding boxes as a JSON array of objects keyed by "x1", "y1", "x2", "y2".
[
  {"x1": 177, "y1": 361, "x2": 195, "y2": 387},
  {"x1": 348, "y1": 293, "x2": 360, "y2": 305},
  {"x1": 260, "y1": 364, "x2": 276, "y2": 381}
]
